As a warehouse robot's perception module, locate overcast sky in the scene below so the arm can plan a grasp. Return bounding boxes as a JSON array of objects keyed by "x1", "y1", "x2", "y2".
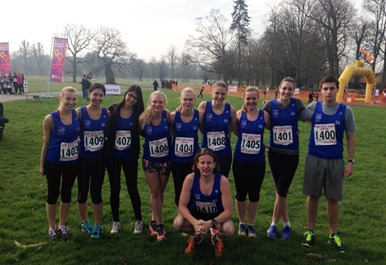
[{"x1": 3, "y1": 0, "x2": 362, "y2": 62}]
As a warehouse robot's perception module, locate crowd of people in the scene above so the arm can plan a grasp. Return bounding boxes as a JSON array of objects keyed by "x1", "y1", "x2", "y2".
[
  {"x1": 40, "y1": 76, "x2": 356, "y2": 258},
  {"x1": 0, "y1": 72, "x2": 25, "y2": 95}
]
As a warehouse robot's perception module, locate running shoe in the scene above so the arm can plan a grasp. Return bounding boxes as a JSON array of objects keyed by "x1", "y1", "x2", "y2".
[
  {"x1": 301, "y1": 230, "x2": 315, "y2": 247},
  {"x1": 184, "y1": 234, "x2": 204, "y2": 254},
  {"x1": 156, "y1": 224, "x2": 166, "y2": 241},
  {"x1": 134, "y1": 220, "x2": 143, "y2": 234},
  {"x1": 110, "y1": 222, "x2": 121, "y2": 234},
  {"x1": 57, "y1": 225, "x2": 70, "y2": 240},
  {"x1": 48, "y1": 227, "x2": 58, "y2": 241},
  {"x1": 149, "y1": 221, "x2": 157, "y2": 236},
  {"x1": 328, "y1": 234, "x2": 345, "y2": 253},
  {"x1": 211, "y1": 234, "x2": 224, "y2": 258},
  {"x1": 247, "y1": 224, "x2": 256, "y2": 238},
  {"x1": 81, "y1": 220, "x2": 93, "y2": 233},
  {"x1": 238, "y1": 223, "x2": 247, "y2": 236},
  {"x1": 91, "y1": 224, "x2": 103, "y2": 239},
  {"x1": 267, "y1": 225, "x2": 278, "y2": 239},
  {"x1": 281, "y1": 226, "x2": 292, "y2": 240}
]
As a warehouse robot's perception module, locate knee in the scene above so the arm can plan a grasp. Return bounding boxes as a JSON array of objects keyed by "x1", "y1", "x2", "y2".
[
  {"x1": 220, "y1": 220, "x2": 234, "y2": 237},
  {"x1": 173, "y1": 215, "x2": 184, "y2": 231}
]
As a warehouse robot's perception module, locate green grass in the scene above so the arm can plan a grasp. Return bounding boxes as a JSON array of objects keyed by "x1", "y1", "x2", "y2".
[{"x1": 0, "y1": 86, "x2": 385, "y2": 265}]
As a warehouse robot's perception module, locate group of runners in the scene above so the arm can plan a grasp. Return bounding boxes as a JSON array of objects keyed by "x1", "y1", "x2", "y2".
[{"x1": 40, "y1": 76, "x2": 355, "y2": 257}]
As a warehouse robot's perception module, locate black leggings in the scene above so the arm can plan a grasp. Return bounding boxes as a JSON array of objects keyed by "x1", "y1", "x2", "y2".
[
  {"x1": 216, "y1": 153, "x2": 232, "y2": 178},
  {"x1": 77, "y1": 157, "x2": 106, "y2": 204},
  {"x1": 106, "y1": 157, "x2": 142, "y2": 222},
  {"x1": 232, "y1": 161, "x2": 265, "y2": 202},
  {"x1": 171, "y1": 161, "x2": 194, "y2": 206},
  {"x1": 268, "y1": 150, "x2": 299, "y2": 197},
  {"x1": 45, "y1": 160, "x2": 77, "y2": 204}
]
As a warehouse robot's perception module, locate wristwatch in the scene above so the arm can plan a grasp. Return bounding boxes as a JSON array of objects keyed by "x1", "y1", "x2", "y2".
[
  {"x1": 348, "y1": 159, "x2": 355, "y2": 164},
  {"x1": 212, "y1": 218, "x2": 217, "y2": 228}
]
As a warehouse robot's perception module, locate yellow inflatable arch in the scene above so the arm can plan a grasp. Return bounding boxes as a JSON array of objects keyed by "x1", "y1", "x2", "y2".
[{"x1": 338, "y1": 60, "x2": 376, "y2": 104}]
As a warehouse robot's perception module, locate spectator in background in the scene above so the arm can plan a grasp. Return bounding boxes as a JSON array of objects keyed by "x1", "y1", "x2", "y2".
[
  {"x1": 17, "y1": 73, "x2": 24, "y2": 95},
  {"x1": 153, "y1": 80, "x2": 159, "y2": 91},
  {"x1": 12, "y1": 73, "x2": 18, "y2": 94}
]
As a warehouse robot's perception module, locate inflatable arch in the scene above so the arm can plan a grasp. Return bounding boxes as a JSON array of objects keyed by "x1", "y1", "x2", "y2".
[{"x1": 338, "y1": 60, "x2": 376, "y2": 104}]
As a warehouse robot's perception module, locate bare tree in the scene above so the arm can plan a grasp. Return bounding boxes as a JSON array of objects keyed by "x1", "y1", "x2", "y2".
[
  {"x1": 63, "y1": 24, "x2": 94, "y2": 82},
  {"x1": 18, "y1": 40, "x2": 31, "y2": 75},
  {"x1": 186, "y1": 9, "x2": 237, "y2": 82},
  {"x1": 297, "y1": 0, "x2": 355, "y2": 76},
  {"x1": 94, "y1": 27, "x2": 133, "y2": 84},
  {"x1": 167, "y1": 46, "x2": 178, "y2": 81},
  {"x1": 31, "y1": 42, "x2": 47, "y2": 76}
]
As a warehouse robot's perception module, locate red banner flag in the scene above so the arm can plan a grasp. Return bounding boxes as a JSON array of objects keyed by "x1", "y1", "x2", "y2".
[
  {"x1": 0, "y1": 42, "x2": 12, "y2": 74},
  {"x1": 50, "y1": 38, "x2": 67, "y2": 82}
]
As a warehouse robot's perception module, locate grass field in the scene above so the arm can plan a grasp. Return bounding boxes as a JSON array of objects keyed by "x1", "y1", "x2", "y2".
[{"x1": 0, "y1": 81, "x2": 385, "y2": 265}]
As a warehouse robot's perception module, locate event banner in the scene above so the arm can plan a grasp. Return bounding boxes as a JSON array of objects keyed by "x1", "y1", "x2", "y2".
[
  {"x1": 50, "y1": 38, "x2": 67, "y2": 82},
  {"x1": 0, "y1": 42, "x2": 12, "y2": 74}
]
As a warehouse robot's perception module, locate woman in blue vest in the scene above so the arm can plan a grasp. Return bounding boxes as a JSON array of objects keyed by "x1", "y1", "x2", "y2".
[
  {"x1": 233, "y1": 86, "x2": 269, "y2": 238},
  {"x1": 40, "y1": 86, "x2": 79, "y2": 241},
  {"x1": 198, "y1": 81, "x2": 237, "y2": 177},
  {"x1": 105, "y1": 85, "x2": 145, "y2": 234},
  {"x1": 264, "y1": 77, "x2": 305, "y2": 239},
  {"x1": 170, "y1": 87, "x2": 202, "y2": 206},
  {"x1": 139, "y1": 90, "x2": 171, "y2": 241},
  {"x1": 76, "y1": 83, "x2": 110, "y2": 239}
]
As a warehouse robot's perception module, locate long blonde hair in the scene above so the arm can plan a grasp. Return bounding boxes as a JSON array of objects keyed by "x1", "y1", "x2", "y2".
[
  {"x1": 242, "y1": 86, "x2": 259, "y2": 112},
  {"x1": 141, "y1": 90, "x2": 167, "y2": 129}
]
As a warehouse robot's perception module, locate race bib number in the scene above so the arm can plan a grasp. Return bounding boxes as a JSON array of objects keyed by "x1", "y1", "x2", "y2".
[
  {"x1": 114, "y1": 130, "x2": 131, "y2": 151},
  {"x1": 207, "y1": 131, "x2": 226, "y2": 151},
  {"x1": 149, "y1": 137, "x2": 169, "y2": 157},
  {"x1": 241, "y1": 133, "x2": 261, "y2": 154},
  {"x1": 174, "y1": 137, "x2": 194, "y2": 157},
  {"x1": 314, "y1": 123, "x2": 336, "y2": 145},
  {"x1": 84, "y1": 130, "x2": 104, "y2": 152},
  {"x1": 60, "y1": 140, "x2": 79, "y2": 161},
  {"x1": 273, "y1": 126, "x2": 293, "y2": 145},
  {"x1": 196, "y1": 201, "x2": 218, "y2": 213}
]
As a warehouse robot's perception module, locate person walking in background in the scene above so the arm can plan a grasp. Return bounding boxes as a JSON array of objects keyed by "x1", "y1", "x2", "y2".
[
  {"x1": 170, "y1": 87, "x2": 201, "y2": 206},
  {"x1": 301, "y1": 76, "x2": 356, "y2": 253},
  {"x1": 76, "y1": 83, "x2": 110, "y2": 239},
  {"x1": 264, "y1": 77, "x2": 306, "y2": 240},
  {"x1": 81, "y1": 75, "x2": 89, "y2": 100},
  {"x1": 173, "y1": 148, "x2": 234, "y2": 258},
  {"x1": 39, "y1": 86, "x2": 79, "y2": 241},
  {"x1": 139, "y1": 90, "x2": 171, "y2": 242},
  {"x1": 233, "y1": 86, "x2": 269, "y2": 238},
  {"x1": 105, "y1": 85, "x2": 145, "y2": 234},
  {"x1": 198, "y1": 81, "x2": 237, "y2": 178},
  {"x1": 198, "y1": 85, "x2": 204, "y2": 98}
]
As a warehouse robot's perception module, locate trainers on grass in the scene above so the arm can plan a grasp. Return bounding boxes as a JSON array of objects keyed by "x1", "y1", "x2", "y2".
[
  {"x1": 81, "y1": 220, "x2": 93, "y2": 233},
  {"x1": 156, "y1": 224, "x2": 166, "y2": 241},
  {"x1": 58, "y1": 225, "x2": 70, "y2": 240},
  {"x1": 247, "y1": 224, "x2": 256, "y2": 238},
  {"x1": 281, "y1": 226, "x2": 292, "y2": 240},
  {"x1": 149, "y1": 221, "x2": 157, "y2": 236},
  {"x1": 110, "y1": 222, "x2": 120, "y2": 234},
  {"x1": 91, "y1": 224, "x2": 103, "y2": 239},
  {"x1": 48, "y1": 227, "x2": 58, "y2": 241},
  {"x1": 328, "y1": 234, "x2": 345, "y2": 253},
  {"x1": 301, "y1": 230, "x2": 315, "y2": 247},
  {"x1": 211, "y1": 234, "x2": 224, "y2": 258},
  {"x1": 267, "y1": 225, "x2": 278, "y2": 238},
  {"x1": 134, "y1": 220, "x2": 143, "y2": 234},
  {"x1": 184, "y1": 234, "x2": 204, "y2": 254},
  {"x1": 238, "y1": 223, "x2": 247, "y2": 236}
]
